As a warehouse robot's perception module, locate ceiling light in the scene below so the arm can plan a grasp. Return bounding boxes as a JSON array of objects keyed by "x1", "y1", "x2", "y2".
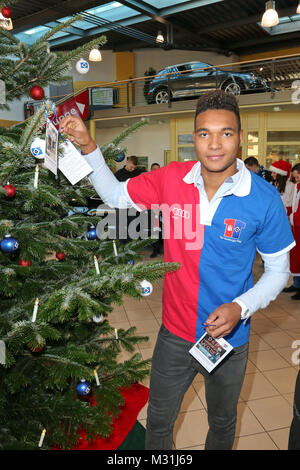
[
  {"x1": 261, "y1": 1, "x2": 279, "y2": 27},
  {"x1": 89, "y1": 48, "x2": 102, "y2": 62},
  {"x1": 156, "y1": 31, "x2": 164, "y2": 43},
  {"x1": 297, "y1": 2, "x2": 300, "y2": 14}
]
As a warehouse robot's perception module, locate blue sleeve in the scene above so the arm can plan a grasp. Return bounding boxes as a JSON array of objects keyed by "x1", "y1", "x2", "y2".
[{"x1": 256, "y1": 190, "x2": 295, "y2": 256}]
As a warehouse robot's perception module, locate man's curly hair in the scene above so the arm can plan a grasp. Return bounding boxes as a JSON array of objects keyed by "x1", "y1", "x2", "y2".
[{"x1": 194, "y1": 90, "x2": 241, "y2": 132}]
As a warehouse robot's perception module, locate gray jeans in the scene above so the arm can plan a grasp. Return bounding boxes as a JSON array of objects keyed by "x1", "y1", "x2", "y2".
[{"x1": 145, "y1": 324, "x2": 249, "y2": 450}]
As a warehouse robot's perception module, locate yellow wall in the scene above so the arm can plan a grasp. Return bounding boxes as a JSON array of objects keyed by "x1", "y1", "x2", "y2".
[
  {"x1": 240, "y1": 46, "x2": 300, "y2": 62},
  {"x1": 115, "y1": 52, "x2": 134, "y2": 81},
  {"x1": 73, "y1": 81, "x2": 108, "y2": 94},
  {"x1": 115, "y1": 52, "x2": 135, "y2": 108},
  {"x1": 0, "y1": 119, "x2": 20, "y2": 126}
]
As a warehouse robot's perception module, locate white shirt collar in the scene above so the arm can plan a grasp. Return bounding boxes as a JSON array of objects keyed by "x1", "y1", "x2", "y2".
[{"x1": 183, "y1": 159, "x2": 251, "y2": 197}]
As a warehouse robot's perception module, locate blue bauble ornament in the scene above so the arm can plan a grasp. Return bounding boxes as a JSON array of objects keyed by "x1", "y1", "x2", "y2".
[
  {"x1": 115, "y1": 151, "x2": 125, "y2": 162},
  {"x1": 87, "y1": 226, "x2": 98, "y2": 240},
  {"x1": 1, "y1": 235, "x2": 19, "y2": 253},
  {"x1": 126, "y1": 259, "x2": 135, "y2": 265},
  {"x1": 76, "y1": 379, "x2": 92, "y2": 397}
]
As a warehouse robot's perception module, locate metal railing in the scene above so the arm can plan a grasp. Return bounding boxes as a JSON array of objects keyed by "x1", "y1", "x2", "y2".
[
  {"x1": 84, "y1": 53, "x2": 300, "y2": 112},
  {"x1": 23, "y1": 53, "x2": 300, "y2": 120}
]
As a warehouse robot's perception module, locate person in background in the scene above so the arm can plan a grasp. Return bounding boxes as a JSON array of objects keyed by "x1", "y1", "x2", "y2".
[
  {"x1": 284, "y1": 163, "x2": 300, "y2": 300},
  {"x1": 114, "y1": 156, "x2": 143, "y2": 241},
  {"x1": 244, "y1": 156, "x2": 272, "y2": 182},
  {"x1": 149, "y1": 163, "x2": 162, "y2": 258},
  {"x1": 151, "y1": 163, "x2": 161, "y2": 171},
  {"x1": 114, "y1": 155, "x2": 142, "y2": 181},
  {"x1": 269, "y1": 160, "x2": 294, "y2": 215}
]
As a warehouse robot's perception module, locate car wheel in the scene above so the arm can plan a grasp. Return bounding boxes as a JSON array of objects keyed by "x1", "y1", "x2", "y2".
[
  {"x1": 154, "y1": 88, "x2": 170, "y2": 104},
  {"x1": 222, "y1": 80, "x2": 244, "y2": 96}
]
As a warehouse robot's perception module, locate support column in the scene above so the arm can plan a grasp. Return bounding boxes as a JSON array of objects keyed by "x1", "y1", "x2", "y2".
[{"x1": 89, "y1": 119, "x2": 96, "y2": 141}]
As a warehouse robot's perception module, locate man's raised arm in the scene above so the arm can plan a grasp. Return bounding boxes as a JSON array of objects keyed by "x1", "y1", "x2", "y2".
[{"x1": 60, "y1": 116, "x2": 133, "y2": 209}]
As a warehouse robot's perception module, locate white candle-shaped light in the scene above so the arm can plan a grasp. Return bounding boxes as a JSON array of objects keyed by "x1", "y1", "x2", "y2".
[
  {"x1": 34, "y1": 164, "x2": 39, "y2": 189},
  {"x1": 94, "y1": 255, "x2": 100, "y2": 274},
  {"x1": 94, "y1": 369, "x2": 100, "y2": 386},
  {"x1": 112, "y1": 240, "x2": 118, "y2": 257},
  {"x1": 38, "y1": 429, "x2": 46, "y2": 447},
  {"x1": 32, "y1": 298, "x2": 39, "y2": 322},
  {"x1": 114, "y1": 328, "x2": 119, "y2": 341}
]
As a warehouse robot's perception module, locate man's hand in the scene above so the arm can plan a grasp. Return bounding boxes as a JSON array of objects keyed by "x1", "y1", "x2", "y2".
[
  {"x1": 204, "y1": 302, "x2": 242, "y2": 339},
  {"x1": 60, "y1": 116, "x2": 97, "y2": 155}
]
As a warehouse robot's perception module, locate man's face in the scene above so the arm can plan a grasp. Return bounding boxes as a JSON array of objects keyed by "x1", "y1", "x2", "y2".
[
  {"x1": 125, "y1": 161, "x2": 137, "y2": 172},
  {"x1": 246, "y1": 164, "x2": 259, "y2": 174},
  {"x1": 151, "y1": 164, "x2": 160, "y2": 171},
  {"x1": 193, "y1": 109, "x2": 243, "y2": 176}
]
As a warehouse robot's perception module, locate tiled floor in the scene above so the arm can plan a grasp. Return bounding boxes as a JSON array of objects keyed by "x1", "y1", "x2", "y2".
[{"x1": 110, "y1": 251, "x2": 300, "y2": 450}]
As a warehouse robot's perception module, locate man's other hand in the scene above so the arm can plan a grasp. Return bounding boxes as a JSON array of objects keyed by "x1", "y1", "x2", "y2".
[{"x1": 204, "y1": 302, "x2": 242, "y2": 339}]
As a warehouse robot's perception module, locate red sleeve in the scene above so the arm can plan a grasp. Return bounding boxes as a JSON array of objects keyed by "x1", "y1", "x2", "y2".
[
  {"x1": 293, "y1": 200, "x2": 300, "y2": 226},
  {"x1": 125, "y1": 165, "x2": 168, "y2": 211}
]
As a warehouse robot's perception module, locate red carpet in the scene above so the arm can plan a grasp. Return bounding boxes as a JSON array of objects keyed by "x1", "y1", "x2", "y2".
[{"x1": 74, "y1": 383, "x2": 149, "y2": 450}]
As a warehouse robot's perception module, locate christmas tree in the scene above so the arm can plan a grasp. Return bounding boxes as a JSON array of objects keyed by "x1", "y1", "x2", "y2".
[{"x1": 0, "y1": 13, "x2": 178, "y2": 450}]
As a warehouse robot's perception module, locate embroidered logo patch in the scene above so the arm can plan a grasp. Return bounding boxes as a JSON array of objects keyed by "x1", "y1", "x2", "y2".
[{"x1": 223, "y1": 218, "x2": 246, "y2": 242}]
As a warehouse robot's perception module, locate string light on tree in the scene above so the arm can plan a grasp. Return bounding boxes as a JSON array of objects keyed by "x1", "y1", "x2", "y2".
[
  {"x1": 34, "y1": 164, "x2": 39, "y2": 189},
  {"x1": 38, "y1": 429, "x2": 46, "y2": 448},
  {"x1": 94, "y1": 255, "x2": 100, "y2": 274},
  {"x1": 112, "y1": 240, "x2": 118, "y2": 257},
  {"x1": 31, "y1": 298, "x2": 39, "y2": 323},
  {"x1": 94, "y1": 369, "x2": 100, "y2": 386},
  {"x1": 114, "y1": 328, "x2": 119, "y2": 342}
]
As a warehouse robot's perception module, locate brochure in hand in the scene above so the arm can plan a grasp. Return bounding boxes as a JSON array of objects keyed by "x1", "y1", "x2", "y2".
[{"x1": 189, "y1": 332, "x2": 233, "y2": 373}]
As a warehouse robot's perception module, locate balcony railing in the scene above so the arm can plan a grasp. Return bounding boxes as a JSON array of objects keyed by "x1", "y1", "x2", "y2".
[{"x1": 24, "y1": 53, "x2": 300, "y2": 120}]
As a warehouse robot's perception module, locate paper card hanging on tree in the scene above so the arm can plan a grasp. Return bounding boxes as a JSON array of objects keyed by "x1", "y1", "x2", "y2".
[
  {"x1": 44, "y1": 119, "x2": 58, "y2": 175},
  {"x1": 58, "y1": 140, "x2": 92, "y2": 185},
  {"x1": 0, "y1": 80, "x2": 6, "y2": 104}
]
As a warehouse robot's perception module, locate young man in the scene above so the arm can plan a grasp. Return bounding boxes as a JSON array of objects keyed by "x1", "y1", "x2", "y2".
[
  {"x1": 114, "y1": 155, "x2": 142, "y2": 181},
  {"x1": 60, "y1": 90, "x2": 294, "y2": 450},
  {"x1": 244, "y1": 156, "x2": 272, "y2": 182}
]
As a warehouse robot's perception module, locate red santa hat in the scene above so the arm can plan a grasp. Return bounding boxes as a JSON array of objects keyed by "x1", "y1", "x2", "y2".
[{"x1": 269, "y1": 160, "x2": 292, "y2": 178}]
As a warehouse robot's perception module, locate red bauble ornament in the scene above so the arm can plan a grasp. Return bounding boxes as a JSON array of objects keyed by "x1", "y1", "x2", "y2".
[
  {"x1": 56, "y1": 252, "x2": 65, "y2": 261},
  {"x1": 4, "y1": 183, "x2": 16, "y2": 198},
  {"x1": 18, "y1": 259, "x2": 32, "y2": 267},
  {"x1": 30, "y1": 85, "x2": 44, "y2": 101},
  {"x1": 30, "y1": 344, "x2": 44, "y2": 354},
  {"x1": 1, "y1": 6, "x2": 12, "y2": 18}
]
